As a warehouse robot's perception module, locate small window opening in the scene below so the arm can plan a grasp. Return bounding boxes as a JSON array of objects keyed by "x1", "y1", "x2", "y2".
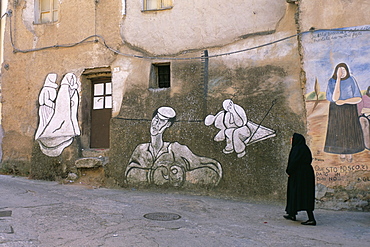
[
  {"x1": 35, "y1": 0, "x2": 59, "y2": 24},
  {"x1": 143, "y1": 0, "x2": 173, "y2": 11},
  {"x1": 150, "y1": 63, "x2": 170, "y2": 88}
]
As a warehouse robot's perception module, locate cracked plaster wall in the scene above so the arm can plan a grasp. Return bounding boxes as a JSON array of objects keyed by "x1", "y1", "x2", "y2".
[{"x1": 121, "y1": 0, "x2": 288, "y2": 55}]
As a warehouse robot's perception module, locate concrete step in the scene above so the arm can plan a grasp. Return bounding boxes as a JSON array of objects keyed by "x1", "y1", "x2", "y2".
[
  {"x1": 81, "y1": 149, "x2": 109, "y2": 158},
  {"x1": 71, "y1": 157, "x2": 108, "y2": 188},
  {"x1": 75, "y1": 157, "x2": 108, "y2": 168}
]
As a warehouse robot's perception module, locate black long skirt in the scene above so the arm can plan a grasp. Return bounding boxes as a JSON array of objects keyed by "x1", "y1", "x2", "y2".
[
  {"x1": 285, "y1": 166, "x2": 315, "y2": 215},
  {"x1": 324, "y1": 102, "x2": 365, "y2": 154}
]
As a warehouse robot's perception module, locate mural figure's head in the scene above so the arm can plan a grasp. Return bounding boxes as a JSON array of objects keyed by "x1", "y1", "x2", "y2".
[
  {"x1": 44, "y1": 73, "x2": 58, "y2": 88},
  {"x1": 150, "y1": 106, "x2": 176, "y2": 136},
  {"x1": 332, "y1": 63, "x2": 350, "y2": 80},
  {"x1": 366, "y1": 86, "x2": 370, "y2": 97},
  {"x1": 61, "y1": 73, "x2": 79, "y2": 90},
  {"x1": 222, "y1": 99, "x2": 234, "y2": 112}
]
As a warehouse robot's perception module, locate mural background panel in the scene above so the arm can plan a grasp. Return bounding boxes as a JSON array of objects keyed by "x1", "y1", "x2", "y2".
[
  {"x1": 303, "y1": 25, "x2": 370, "y2": 210},
  {"x1": 108, "y1": 60, "x2": 306, "y2": 201}
]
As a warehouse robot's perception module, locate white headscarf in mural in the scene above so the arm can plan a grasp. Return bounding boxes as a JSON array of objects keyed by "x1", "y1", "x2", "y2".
[
  {"x1": 205, "y1": 99, "x2": 276, "y2": 158},
  {"x1": 35, "y1": 73, "x2": 80, "y2": 157},
  {"x1": 35, "y1": 73, "x2": 58, "y2": 140}
]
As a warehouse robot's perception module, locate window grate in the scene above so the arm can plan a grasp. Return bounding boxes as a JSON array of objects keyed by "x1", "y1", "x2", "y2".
[
  {"x1": 150, "y1": 63, "x2": 171, "y2": 89},
  {"x1": 157, "y1": 65, "x2": 170, "y2": 88}
]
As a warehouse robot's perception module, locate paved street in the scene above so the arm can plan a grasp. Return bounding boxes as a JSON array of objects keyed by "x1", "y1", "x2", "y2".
[{"x1": 0, "y1": 175, "x2": 369, "y2": 246}]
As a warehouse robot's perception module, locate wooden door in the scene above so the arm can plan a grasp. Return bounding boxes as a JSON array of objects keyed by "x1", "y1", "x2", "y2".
[{"x1": 90, "y1": 77, "x2": 112, "y2": 148}]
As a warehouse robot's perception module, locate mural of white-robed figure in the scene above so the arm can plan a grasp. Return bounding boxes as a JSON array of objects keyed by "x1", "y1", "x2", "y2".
[
  {"x1": 35, "y1": 73, "x2": 80, "y2": 157},
  {"x1": 35, "y1": 73, "x2": 58, "y2": 140},
  {"x1": 125, "y1": 106, "x2": 223, "y2": 187},
  {"x1": 205, "y1": 99, "x2": 276, "y2": 158}
]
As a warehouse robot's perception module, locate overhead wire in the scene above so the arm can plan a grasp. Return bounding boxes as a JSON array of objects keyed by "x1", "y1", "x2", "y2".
[
  {"x1": 1, "y1": 12, "x2": 8, "y2": 19},
  {"x1": 3, "y1": 10, "x2": 370, "y2": 60}
]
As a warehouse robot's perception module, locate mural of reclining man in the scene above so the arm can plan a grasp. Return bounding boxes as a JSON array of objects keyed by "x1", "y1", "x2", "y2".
[
  {"x1": 35, "y1": 73, "x2": 80, "y2": 157},
  {"x1": 125, "y1": 106, "x2": 222, "y2": 187},
  {"x1": 205, "y1": 99, "x2": 276, "y2": 158}
]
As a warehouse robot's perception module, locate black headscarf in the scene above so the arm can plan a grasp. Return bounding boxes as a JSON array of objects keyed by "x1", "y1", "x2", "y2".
[
  {"x1": 286, "y1": 133, "x2": 313, "y2": 175},
  {"x1": 292, "y1": 133, "x2": 305, "y2": 147}
]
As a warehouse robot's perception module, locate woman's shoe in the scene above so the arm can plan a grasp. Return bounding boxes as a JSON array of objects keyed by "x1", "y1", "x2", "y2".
[
  {"x1": 301, "y1": 220, "x2": 316, "y2": 226},
  {"x1": 283, "y1": 215, "x2": 296, "y2": 221}
]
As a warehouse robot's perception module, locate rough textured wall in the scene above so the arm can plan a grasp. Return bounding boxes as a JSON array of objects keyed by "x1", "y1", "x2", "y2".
[
  {"x1": 108, "y1": 50, "x2": 304, "y2": 201},
  {"x1": 0, "y1": 0, "x2": 8, "y2": 64},
  {"x1": 0, "y1": 0, "x2": 121, "y2": 178},
  {"x1": 299, "y1": 0, "x2": 370, "y2": 210},
  {"x1": 2, "y1": 0, "x2": 346, "y2": 208},
  {"x1": 299, "y1": 0, "x2": 370, "y2": 31},
  {"x1": 107, "y1": 1, "x2": 304, "y2": 202},
  {"x1": 122, "y1": 0, "x2": 288, "y2": 55}
]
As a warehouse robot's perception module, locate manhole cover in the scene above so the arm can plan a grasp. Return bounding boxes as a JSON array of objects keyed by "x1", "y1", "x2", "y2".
[
  {"x1": 144, "y1": 212, "x2": 181, "y2": 221},
  {"x1": 0, "y1": 211, "x2": 12, "y2": 217}
]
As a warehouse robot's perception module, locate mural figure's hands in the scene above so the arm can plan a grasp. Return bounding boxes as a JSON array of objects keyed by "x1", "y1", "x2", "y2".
[
  {"x1": 204, "y1": 114, "x2": 216, "y2": 126},
  {"x1": 336, "y1": 97, "x2": 362, "y2": 105},
  {"x1": 336, "y1": 100, "x2": 346, "y2": 105},
  {"x1": 336, "y1": 67, "x2": 343, "y2": 79}
]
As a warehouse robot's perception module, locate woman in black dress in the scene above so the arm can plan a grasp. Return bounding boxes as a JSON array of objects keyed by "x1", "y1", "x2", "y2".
[{"x1": 284, "y1": 133, "x2": 316, "y2": 226}]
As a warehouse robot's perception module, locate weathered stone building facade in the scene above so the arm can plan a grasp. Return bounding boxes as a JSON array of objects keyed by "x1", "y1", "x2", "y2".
[{"x1": 0, "y1": 0, "x2": 369, "y2": 211}]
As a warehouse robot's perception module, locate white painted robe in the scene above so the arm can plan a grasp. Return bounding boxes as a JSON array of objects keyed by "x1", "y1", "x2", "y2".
[
  {"x1": 35, "y1": 73, "x2": 58, "y2": 140},
  {"x1": 37, "y1": 73, "x2": 80, "y2": 157}
]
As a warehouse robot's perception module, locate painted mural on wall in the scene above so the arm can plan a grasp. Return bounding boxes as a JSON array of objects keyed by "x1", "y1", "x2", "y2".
[
  {"x1": 125, "y1": 106, "x2": 223, "y2": 187},
  {"x1": 324, "y1": 63, "x2": 364, "y2": 162},
  {"x1": 35, "y1": 73, "x2": 81, "y2": 157},
  {"x1": 303, "y1": 25, "x2": 370, "y2": 190},
  {"x1": 205, "y1": 99, "x2": 276, "y2": 158}
]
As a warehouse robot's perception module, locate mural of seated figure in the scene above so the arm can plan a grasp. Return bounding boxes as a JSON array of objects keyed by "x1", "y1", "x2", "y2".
[
  {"x1": 125, "y1": 106, "x2": 222, "y2": 188},
  {"x1": 358, "y1": 86, "x2": 370, "y2": 150},
  {"x1": 205, "y1": 99, "x2": 276, "y2": 158}
]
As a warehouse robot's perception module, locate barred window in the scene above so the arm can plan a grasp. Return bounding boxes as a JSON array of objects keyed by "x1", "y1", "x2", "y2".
[{"x1": 149, "y1": 63, "x2": 171, "y2": 88}]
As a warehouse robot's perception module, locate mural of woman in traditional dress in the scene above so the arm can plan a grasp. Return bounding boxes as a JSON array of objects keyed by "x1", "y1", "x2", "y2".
[
  {"x1": 35, "y1": 73, "x2": 81, "y2": 157},
  {"x1": 205, "y1": 99, "x2": 276, "y2": 158},
  {"x1": 324, "y1": 63, "x2": 365, "y2": 162}
]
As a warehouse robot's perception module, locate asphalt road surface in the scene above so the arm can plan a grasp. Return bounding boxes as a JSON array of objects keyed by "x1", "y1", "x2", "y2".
[{"x1": 0, "y1": 175, "x2": 369, "y2": 246}]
